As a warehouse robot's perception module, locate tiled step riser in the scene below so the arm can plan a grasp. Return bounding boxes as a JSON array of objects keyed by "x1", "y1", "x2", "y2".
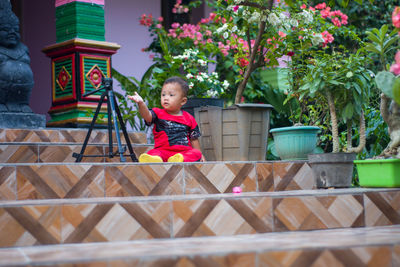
[
  {"x1": 0, "y1": 189, "x2": 399, "y2": 248},
  {"x1": 0, "y1": 162, "x2": 313, "y2": 200},
  {"x1": 0, "y1": 144, "x2": 151, "y2": 163},
  {"x1": 0, "y1": 128, "x2": 147, "y2": 144},
  {"x1": 1, "y1": 226, "x2": 399, "y2": 266}
]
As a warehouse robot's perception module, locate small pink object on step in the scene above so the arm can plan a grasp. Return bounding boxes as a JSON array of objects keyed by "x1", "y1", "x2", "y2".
[{"x1": 232, "y1": 186, "x2": 242, "y2": 194}]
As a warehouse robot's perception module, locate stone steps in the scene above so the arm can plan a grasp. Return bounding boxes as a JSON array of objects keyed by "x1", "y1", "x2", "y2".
[
  {"x1": 1, "y1": 225, "x2": 399, "y2": 266},
  {"x1": 0, "y1": 161, "x2": 314, "y2": 200},
  {"x1": 0, "y1": 189, "x2": 398, "y2": 248}
]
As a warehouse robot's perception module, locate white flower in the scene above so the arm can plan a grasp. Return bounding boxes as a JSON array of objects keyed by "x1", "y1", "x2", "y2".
[
  {"x1": 267, "y1": 12, "x2": 280, "y2": 26},
  {"x1": 198, "y1": 59, "x2": 207, "y2": 66},
  {"x1": 222, "y1": 80, "x2": 229, "y2": 89},
  {"x1": 223, "y1": 31, "x2": 229, "y2": 39},
  {"x1": 234, "y1": 0, "x2": 244, "y2": 4},
  {"x1": 311, "y1": 33, "x2": 324, "y2": 46},
  {"x1": 289, "y1": 18, "x2": 298, "y2": 28},
  {"x1": 189, "y1": 82, "x2": 194, "y2": 88},
  {"x1": 186, "y1": 73, "x2": 193, "y2": 79},
  {"x1": 301, "y1": 10, "x2": 313, "y2": 24},
  {"x1": 197, "y1": 76, "x2": 204, "y2": 82},
  {"x1": 231, "y1": 25, "x2": 238, "y2": 32},
  {"x1": 216, "y1": 24, "x2": 228, "y2": 34}
]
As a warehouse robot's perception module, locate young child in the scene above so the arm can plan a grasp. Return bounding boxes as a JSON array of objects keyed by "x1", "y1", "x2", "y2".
[{"x1": 128, "y1": 76, "x2": 205, "y2": 163}]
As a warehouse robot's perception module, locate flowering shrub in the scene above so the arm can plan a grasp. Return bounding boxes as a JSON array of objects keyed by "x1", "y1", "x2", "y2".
[{"x1": 139, "y1": 1, "x2": 240, "y2": 100}]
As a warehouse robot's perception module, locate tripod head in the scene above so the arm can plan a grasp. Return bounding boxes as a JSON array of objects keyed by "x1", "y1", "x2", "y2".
[{"x1": 83, "y1": 77, "x2": 113, "y2": 97}]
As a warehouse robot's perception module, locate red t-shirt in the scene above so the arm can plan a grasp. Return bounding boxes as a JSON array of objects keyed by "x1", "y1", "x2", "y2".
[{"x1": 146, "y1": 108, "x2": 201, "y2": 148}]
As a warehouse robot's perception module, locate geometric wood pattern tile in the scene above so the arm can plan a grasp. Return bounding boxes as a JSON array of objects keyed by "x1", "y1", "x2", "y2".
[
  {"x1": 184, "y1": 163, "x2": 257, "y2": 194},
  {"x1": 0, "y1": 128, "x2": 147, "y2": 144},
  {"x1": 364, "y1": 191, "x2": 400, "y2": 227},
  {"x1": 0, "y1": 145, "x2": 38, "y2": 163},
  {"x1": 172, "y1": 196, "x2": 273, "y2": 238},
  {"x1": 273, "y1": 194, "x2": 364, "y2": 231},
  {"x1": 394, "y1": 245, "x2": 400, "y2": 266},
  {"x1": 108, "y1": 253, "x2": 256, "y2": 267},
  {"x1": 0, "y1": 166, "x2": 16, "y2": 200},
  {"x1": 256, "y1": 162, "x2": 274, "y2": 192},
  {"x1": 61, "y1": 202, "x2": 172, "y2": 244},
  {"x1": 273, "y1": 161, "x2": 314, "y2": 191},
  {"x1": 39, "y1": 145, "x2": 105, "y2": 163},
  {"x1": 0, "y1": 205, "x2": 61, "y2": 247},
  {"x1": 16, "y1": 165, "x2": 104, "y2": 199},
  {"x1": 258, "y1": 246, "x2": 392, "y2": 267},
  {"x1": 105, "y1": 165, "x2": 184, "y2": 197}
]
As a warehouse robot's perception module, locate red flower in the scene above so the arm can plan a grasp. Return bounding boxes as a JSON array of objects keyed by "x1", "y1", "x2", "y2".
[{"x1": 287, "y1": 51, "x2": 294, "y2": 57}]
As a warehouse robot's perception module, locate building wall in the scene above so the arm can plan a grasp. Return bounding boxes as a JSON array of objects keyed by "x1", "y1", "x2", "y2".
[{"x1": 20, "y1": 0, "x2": 159, "y2": 121}]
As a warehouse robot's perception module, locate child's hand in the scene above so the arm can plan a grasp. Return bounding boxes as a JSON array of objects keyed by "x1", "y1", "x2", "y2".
[{"x1": 127, "y1": 92, "x2": 144, "y2": 104}]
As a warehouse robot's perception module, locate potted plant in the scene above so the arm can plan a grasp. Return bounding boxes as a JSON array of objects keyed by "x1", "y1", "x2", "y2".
[
  {"x1": 354, "y1": 10, "x2": 400, "y2": 187},
  {"x1": 296, "y1": 43, "x2": 374, "y2": 187}
]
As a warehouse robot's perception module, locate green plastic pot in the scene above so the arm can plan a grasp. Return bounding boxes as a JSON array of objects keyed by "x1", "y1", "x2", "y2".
[
  {"x1": 354, "y1": 159, "x2": 400, "y2": 187},
  {"x1": 270, "y1": 126, "x2": 320, "y2": 160}
]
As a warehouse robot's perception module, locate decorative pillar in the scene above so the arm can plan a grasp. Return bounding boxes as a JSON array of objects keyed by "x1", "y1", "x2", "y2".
[{"x1": 42, "y1": 0, "x2": 120, "y2": 127}]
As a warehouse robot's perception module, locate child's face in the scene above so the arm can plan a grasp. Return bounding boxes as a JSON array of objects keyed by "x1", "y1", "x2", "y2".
[{"x1": 161, "y1": 83, "x2": 187, "y2": 115}]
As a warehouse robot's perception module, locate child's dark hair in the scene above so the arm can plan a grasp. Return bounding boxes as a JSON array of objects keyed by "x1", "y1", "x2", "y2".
[{"x1": 164, "y1": 76, "x2": 189, "y2": 97}]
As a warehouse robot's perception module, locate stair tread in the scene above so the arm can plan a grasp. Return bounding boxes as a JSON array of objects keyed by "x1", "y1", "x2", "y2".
[{"x1": 1, "y1": 225, "x2": 399, "y2": 266}]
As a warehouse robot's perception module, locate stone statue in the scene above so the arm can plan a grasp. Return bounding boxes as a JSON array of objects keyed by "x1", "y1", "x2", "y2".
[
  {"x1": 0, "y1": 0, "x2": 33, "y2": 113},
  {"x1": 0, "y1": 0, "x2": 45, "y2": 128}
]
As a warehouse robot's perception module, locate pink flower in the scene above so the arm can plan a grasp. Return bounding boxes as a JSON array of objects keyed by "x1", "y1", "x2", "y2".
[
  {"x1": 184, "y1": 7, "x2": 189, "y2": 13},
  {"x1": 156, "y1": 24, "x2": 162, "y2": 29},
  {"x1": 298, "y1": 35, "x2": 303, "y2": 40},
  {"x1": 390, "y1": 63, "x2": 400, "y2": 75},
  {"x1": 158, "y1": 16, "x2": 164, "y2": 22},
  {"x1": 172, "y1": 7, "x2": 177, "y2": 13},
  {"x1": 392, "y1": 7, "x2": 400, "y2": 28},
  {"x1": 321, "y1": 30, "x2": 334, "y2": 46},
  {"x1": 278, "y1": 31, "x2": 286, "y2": 38},
  {"x1": 233, "y1": 5, "x2": 239, "y2": 12},
  {"x1": 149, "y1": 54, "x2": 155, "y2": 60},
  {"x1": 395, "y1": 51, "x2": 400, "y2": 64},
  {"x1": 300, "y1": 4, "x2": 307, "y2": 9},
  {"x1": 171, "y1": 22, "x2": 180, "y2": 29},
  {"x1": 315, "y1": 3, "x2": 326, "y2": 10}
]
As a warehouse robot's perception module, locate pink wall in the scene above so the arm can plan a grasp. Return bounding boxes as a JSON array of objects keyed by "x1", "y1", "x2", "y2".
[
  {"x1": 104, "y1": 0, "x2": 160, "y2": 85},
  {"x1": 22, "y1": 0, "x2": 55, "y2": 121}
]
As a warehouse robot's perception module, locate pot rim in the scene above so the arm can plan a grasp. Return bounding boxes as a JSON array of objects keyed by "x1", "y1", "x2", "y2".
[{"x1": 270, "y1": 125, "x2": 320, "y2": 133}]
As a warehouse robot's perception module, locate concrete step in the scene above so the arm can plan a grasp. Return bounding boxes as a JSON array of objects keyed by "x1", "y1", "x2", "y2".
[
  {"x1": 0, "y1": 143, "x2": 152, "y2": 163},
  {"x1": 1, "y1": 225, "x2": 399, "y2": 266},
  {"x1": 0, "y1": 128, "x2": 147, "y2": 144},
  {"x1": 0, "y1": 161, "x2": 315, "y2": 200},
  {"x1": 0, "y1": 188, "x2": 399, "y2": 248}
]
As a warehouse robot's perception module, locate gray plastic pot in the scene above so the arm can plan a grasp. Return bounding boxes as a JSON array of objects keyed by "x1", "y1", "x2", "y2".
[{"x1": 308, "y1": 153, "x2": 356, "y2": 188}]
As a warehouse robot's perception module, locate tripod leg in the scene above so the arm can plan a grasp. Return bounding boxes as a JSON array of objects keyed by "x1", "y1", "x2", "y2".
[
  {"x1": 113, "y1": 96, "x2": 138, "y2": 162},
  {"x1": 74, "y1": 92, "x2": 106, "y2": 162},
  {"x1": 106, "y1": 95, "x2": 114, "y2": 158},
  {"x1": 108, "y1": 90, "x2": 126, "y2": 162}
]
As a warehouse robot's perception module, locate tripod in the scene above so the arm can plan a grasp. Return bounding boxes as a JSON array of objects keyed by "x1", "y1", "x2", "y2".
[{"x1": 72, "y1": 77, "x2": 138, "y2": 162}]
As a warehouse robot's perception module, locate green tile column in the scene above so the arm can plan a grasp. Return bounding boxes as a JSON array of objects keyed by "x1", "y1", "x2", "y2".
[{"x1": 43, "y1": 0, "x2": 120, "y2": 128}]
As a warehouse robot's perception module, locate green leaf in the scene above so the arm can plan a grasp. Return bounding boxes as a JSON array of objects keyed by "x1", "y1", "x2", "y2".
[
  {"x1": 354, "y1": 0, "x2": 362, "y2": 4},
  {"x1": 375, "y1": 71, "x2": 395, "y2": 99},
  {"x1": 393, "y1": 77, "x2": 400, "y2": 105},
  {"x1": 343, "y1": 103, "x2": 354, "y2": 120}
]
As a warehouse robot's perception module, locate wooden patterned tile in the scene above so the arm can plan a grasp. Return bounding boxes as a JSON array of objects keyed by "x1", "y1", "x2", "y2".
[
  {"x1": 0, "y1": 205, "x2": 61, "y2": 247},
  {"x1": 0, "y1": 145, "x2": 38, "y2": 163},
  {"x1": 104, "y1": 145, "x2": 152, "y2": 163},
  {"x1": 394, "y1": 245, "x2": 400, "y2": 266},
  {"x1": 17, "y1": 165, "x2": 104, "y2": 199},
  {"x1": 61, "y1": 202, "x2": 171, "y2": 243},
  {"x1": 364, "y1": 191, "x2": 400, "y2": 227},
  {"x1": 105, "y1": 164, "x2": 184, "y2": 197},
  {"x1": 256, "y1": 162, "x2": 273, "y2": 192},
  {"x1": 39, "y1": 145, "x2": 105, "y2": 162},
  {"x1": 184, "y1": 163, "x2": 256, "y2": 194},
  {"x1": 0, "y1": 166, "x2": 16, "y2": 200},
  {"x1": 273, "y1": 162, "x2": 314, "y2": 191},
  {"x1": 259, "y1": 246, "x2": 392, "y2": 267},
  {"x1": 273, "y1": 194, "x2": 364, "y2": 231},
  {"x1": 173, "y1": 196, "x2": 272, "y2": 238}
]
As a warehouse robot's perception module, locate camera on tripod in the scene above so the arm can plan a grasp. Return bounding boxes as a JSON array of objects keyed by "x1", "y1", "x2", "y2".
[{"x1": 72, "y1": 77, "x2": 138, "y2": 162}]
